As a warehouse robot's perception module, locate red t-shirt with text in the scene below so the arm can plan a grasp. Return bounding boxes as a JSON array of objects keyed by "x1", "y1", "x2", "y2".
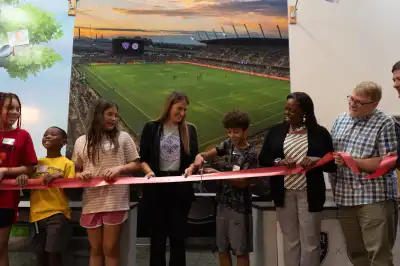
[{"x1": 0, "y1": 128, "x2": 37, "y2": 209}]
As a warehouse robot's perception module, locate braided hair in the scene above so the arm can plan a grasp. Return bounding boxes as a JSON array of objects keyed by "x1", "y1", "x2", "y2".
[
  {"x1": 0, "y1": 92, "x2": 22, "y2": 168},
  {"x1": 0, "y1": 92, "x2": 22, "y2": 130}
]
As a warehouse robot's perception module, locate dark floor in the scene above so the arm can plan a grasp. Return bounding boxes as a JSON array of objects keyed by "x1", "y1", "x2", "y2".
[{"x1": 9, "y1": 246, "x2": 219, "y2": 266}]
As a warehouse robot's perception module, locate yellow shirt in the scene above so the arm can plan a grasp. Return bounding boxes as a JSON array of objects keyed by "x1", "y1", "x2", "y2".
[{"x1": 30, "y1": 156, "x2": 75, "y2": 223}]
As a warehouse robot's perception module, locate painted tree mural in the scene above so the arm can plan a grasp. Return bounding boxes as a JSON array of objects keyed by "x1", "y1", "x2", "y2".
[{"x1": 0, "y1": 0, "x2": 64, "y2": 80}]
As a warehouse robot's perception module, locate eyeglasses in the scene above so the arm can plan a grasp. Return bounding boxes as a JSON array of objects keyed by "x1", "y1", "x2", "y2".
[{"x1": 347, "y1": 96, "x2": 375, "y2": 107}]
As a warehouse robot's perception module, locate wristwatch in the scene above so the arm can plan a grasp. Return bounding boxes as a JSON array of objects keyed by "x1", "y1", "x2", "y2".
[{"x1": 274, "y1": 158, "x2": 282, "y2": 165}]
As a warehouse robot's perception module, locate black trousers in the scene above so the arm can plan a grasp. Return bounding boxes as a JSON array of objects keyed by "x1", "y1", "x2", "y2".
[{"x1": 144, "y1": 182, "x2": 192, "y2": 266}]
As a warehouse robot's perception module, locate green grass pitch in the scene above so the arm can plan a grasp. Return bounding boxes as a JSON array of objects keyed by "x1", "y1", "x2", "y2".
[{"x1": 77, "y1": 63, "x2": 290, "y2": 150}]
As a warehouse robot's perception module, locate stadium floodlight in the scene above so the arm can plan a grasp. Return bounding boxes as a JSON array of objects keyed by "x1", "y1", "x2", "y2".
[
  {"x1": 276, "y1": 25, "x2": 282, "y2": 39},
  {"x1": 212, "y1": 29, "x2": 218, "y2": 39},
  {"x1": 221, "y1": 27, "x2": 227, "y2": 38},
  {"x1": 244, "y1": 24, "x2": 251, "y2": 38},
  {"x1": 259, "y1": 24, "x2": 266, "y2": 39},
  {"x1": 196, "y1": 31, "x2": 202, "y2": 40},
  {"x1": 232, "y1": 25, "x2": 239, "y2": 38},
  {"x1": 204, "y1": 31, "x2": 210, "y2": 40}
]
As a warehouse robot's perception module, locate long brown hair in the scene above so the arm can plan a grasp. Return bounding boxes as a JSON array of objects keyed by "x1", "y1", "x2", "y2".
[
  {"x1": 0, "y1": 92, "x2": 22, "y2": 130},
  {"x1": 156, "y1": 91, "x2": 191, "y2": 154},
  {"x1": 85, "y1": 98, "x2": 119, "y2": 164}
]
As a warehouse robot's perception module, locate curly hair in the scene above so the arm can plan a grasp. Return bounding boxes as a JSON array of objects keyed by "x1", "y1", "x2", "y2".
[{"x1": 222, "y1": 109, "x2": 250, "y2": 130}]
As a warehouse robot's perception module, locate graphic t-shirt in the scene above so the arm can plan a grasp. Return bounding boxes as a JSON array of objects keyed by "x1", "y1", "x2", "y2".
[
  {"x1": 30, "y1": 156, "x2": 75, "y2": 222},
  {"x1": 0, "y1": 128, "x2": 37, "y2": 209},
  {"x1": 159, "y1": 125, "x2": 181, "y2": 172},
  {"x1": 72, "y1": 131, "x2": 140, "y2": 214},
  {"x1": 215, "y1": 139, "x2": 258, "y2": 214}
]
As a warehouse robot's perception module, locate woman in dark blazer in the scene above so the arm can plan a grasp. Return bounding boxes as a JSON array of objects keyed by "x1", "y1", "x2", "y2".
[
  {"x1": 258, "y1": 92, "x2": 336, "y2": 266},
  {"x1": 140, "y1": 91, "x2": 198, "y2": 266}
]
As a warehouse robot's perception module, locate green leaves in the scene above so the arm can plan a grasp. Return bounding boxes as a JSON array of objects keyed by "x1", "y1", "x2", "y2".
[
  {"x1": 2, "y1": 0, "x2": 20, "y2": 5},
  {"x1": 0, "y1": 3, "x2": 63, "y2": 44},
  {"x1": 3, "y1": 46, "x2": 62, "y2": 80},
  {"x1": 0, "y1": 2, "x2": 64, "y2": 80}
]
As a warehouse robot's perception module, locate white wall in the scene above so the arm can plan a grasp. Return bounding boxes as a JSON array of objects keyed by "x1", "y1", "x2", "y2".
[{"x1": 288, "y1": 0, "x2": 400, "y2": 130}]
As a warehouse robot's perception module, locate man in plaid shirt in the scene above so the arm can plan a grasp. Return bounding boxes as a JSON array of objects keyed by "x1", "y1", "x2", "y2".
[
  {"x1": 392, "y1": 61, "x2": 400, "y2": 170},
  {"x1": 330, "y1": 81, "x2": 398, "y2": 266}
]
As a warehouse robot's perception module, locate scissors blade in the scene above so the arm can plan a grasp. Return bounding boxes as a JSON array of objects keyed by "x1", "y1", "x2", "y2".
[{"x1": 198, "y1": 166, "x2": 204, "y2": 193}]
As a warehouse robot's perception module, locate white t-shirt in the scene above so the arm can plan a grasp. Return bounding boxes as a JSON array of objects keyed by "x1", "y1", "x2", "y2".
[{"x1": 159, "y1": 125, "x2": 181, "y2": 172}]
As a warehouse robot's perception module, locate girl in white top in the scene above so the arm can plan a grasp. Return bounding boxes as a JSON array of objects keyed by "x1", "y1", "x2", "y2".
[{"x1": 72, "y1": 99, "x2": 140, "y2": 266}]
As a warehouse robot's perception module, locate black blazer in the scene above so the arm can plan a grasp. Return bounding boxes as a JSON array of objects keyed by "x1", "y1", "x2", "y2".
[
  {"x1": 139, "y1": 120, "x2": 199, "y2": 202},
  {"x1": 258, "y1": 122, "x2": 336, "y2": 212}
]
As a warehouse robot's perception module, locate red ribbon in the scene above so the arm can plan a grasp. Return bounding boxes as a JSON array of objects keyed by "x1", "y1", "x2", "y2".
[{"x1": 0, "y1": 153, "x2": 397, "y2": 190}]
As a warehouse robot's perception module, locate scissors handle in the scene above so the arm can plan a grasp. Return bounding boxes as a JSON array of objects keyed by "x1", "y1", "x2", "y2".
[
  {"x1": 199, "y1": 167, "x2": 204, "y2": 193},
  {"x1": 199, "y1": 167, "x2": 204, "y2": 183}
]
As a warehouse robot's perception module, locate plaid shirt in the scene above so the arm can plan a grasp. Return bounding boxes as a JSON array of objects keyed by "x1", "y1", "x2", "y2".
[
  {"x1": 395, "y1": 119, "x2": 400, "y2": 167},
  {"x1": 329, "y1": 110, "x2": 398, "y2": 206}
]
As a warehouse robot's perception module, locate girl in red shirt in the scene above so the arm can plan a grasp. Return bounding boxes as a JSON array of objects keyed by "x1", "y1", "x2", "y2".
[{"x1": 0, "y1": 92, "x2": 37, "y2": 266}]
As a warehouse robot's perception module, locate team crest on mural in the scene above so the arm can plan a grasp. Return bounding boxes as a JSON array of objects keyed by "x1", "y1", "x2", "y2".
[
  {"x1": 320, "y1": 231, "x2": 328, "y2": 263},
  {"x1": 122, "y1": 42, "x2": 130, "y2": 50}
]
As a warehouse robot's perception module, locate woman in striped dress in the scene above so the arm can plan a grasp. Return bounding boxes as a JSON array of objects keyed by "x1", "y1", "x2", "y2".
[{"x1": 258, "y1": 92, "x2": 336, "y2": 266}]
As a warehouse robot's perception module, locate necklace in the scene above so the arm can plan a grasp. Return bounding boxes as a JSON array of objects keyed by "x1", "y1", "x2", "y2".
[{"x1": 290, "y1": 125, "x2": 306, "y2": 132}]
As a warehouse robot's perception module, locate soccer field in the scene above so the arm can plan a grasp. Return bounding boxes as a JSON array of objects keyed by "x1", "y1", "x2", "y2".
[{"x1": 77, "y1": 63, "x2": 290, "y2": 149}]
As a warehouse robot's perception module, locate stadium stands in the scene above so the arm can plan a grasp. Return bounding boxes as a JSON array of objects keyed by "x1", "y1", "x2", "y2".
[
  {"x1": 72, "y1": 36, "x2": 289, "y2": 78},
  {"x1": 192, "y1": 38, "x2": 289, "y2": 77}
]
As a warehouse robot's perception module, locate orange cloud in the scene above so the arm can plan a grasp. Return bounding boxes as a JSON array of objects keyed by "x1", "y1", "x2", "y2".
[{"x1": 73, "y1": 0, "x2": 288, "y2": 37}]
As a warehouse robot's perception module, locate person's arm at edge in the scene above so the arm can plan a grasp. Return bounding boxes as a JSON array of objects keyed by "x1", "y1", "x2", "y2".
[
  {"x1": 119, "y1": 159, "x2": 141, "y2": 175},
  {"x1": 3, "y1": 130, "x2": 37, "y2": 176},
  {"x1": 71, "y1": 137, "x2": 84, "y2": 177},
  {"x1": 2, "y1": 165, "x2": 35, "y2": 176},
  {"x1": 187, "y1": 148, "x2": 219, "y2": 173},
  {"x1": 119, "y1": 133, "x2": 141, "y2": 175},
  {"x1": 352, "y1": 157, "x2": 382, "y2": 173}
]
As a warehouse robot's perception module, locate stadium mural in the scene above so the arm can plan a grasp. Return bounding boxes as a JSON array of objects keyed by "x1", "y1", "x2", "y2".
[
  {"x1": 68, "y1": 0, "x2": 290, "y2": 202},
  {"x1": 0, "y1": 0, "x2": 75, "y2": 158}
]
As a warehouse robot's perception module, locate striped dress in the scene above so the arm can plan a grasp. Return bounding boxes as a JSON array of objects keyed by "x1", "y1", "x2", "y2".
[
  {"x1": 72, "y1": 131, "x2": 140, "y2": 214},
  {"x1": 283, "y1": 133, "x2": 308, "y2": 190}
]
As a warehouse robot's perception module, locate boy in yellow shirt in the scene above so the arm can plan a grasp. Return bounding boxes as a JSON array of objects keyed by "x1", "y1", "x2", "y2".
[{"x1": 17, "y1": 126, "x2": 74, "y2": 266}]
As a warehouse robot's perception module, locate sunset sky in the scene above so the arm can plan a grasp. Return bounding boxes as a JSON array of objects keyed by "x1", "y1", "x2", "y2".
[{"x1": 74, "y1": 0, "x2": 288, "y2": 41}]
